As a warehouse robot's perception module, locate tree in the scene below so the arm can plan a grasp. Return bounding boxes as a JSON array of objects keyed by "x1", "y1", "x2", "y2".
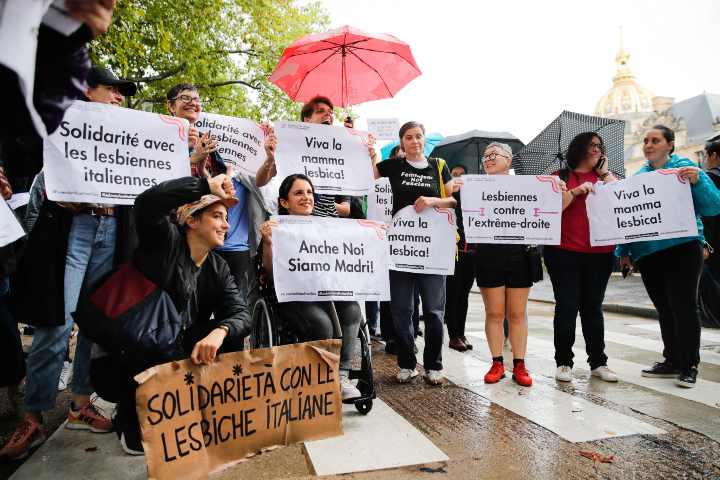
[{"x1": 89, "y1": 0, "x2": 329, "y2": 121}]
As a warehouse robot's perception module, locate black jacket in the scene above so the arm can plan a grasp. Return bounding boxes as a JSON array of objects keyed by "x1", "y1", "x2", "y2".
[
  {"x1": 703, "y1": 169, "x2": 720, "y2": 275},
  {"x1": 132, "y1": 176, "x2": 251, "y2": 346}
]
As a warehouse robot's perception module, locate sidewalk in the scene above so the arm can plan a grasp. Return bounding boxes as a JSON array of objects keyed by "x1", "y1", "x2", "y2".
[{"x1": 526, "y1": 272, "x2": 658, "y2": 319}]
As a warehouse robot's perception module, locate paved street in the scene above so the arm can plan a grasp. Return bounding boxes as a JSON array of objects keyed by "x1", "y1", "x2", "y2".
[{"x1": 4, "y1": 287, "x2": 720, "y2": 479}]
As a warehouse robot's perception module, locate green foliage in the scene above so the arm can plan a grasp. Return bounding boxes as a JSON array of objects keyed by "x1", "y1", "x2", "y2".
[{"x1": 89, "y1": 0, "x2": 329, "y2": 121}]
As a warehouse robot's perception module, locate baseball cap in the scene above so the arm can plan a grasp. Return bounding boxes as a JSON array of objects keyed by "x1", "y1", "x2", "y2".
[
  {"x1": 87, "y1": 66, "x2": 137, "y2": 96},
  {"x1": 176, "y1": 195, "x2": 238, "y2": 225}
]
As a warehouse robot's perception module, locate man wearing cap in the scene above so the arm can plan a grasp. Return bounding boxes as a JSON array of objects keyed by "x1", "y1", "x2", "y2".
[
  {"x1": 1, "y1": 66, "x2": 137, "y2": 460},
  {"x1": 110, "y1": 173, "x2": 251, "y2": 454}
]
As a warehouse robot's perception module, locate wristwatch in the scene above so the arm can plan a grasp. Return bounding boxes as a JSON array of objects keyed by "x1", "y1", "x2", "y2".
[{"x1": 217, "y1": 325, "x2": 230, "y2": 336}]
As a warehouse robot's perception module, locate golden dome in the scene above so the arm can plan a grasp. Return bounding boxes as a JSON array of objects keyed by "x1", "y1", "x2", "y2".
[{"x1": 594, "y1": 34, "x2": 654, "y2": 117}]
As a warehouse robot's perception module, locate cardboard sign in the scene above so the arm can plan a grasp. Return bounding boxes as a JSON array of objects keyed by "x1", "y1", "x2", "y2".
[
  {"x1": 0, "y1": 0, "x2": 53, "y2": 137},
  {"x1": 194, "y1": 113, "x2": 266, "y2": 176},
  {"x1": 586, "y1": 170, "x2": 698, "y2": 246},
  {"x1": 272, "y1": 216, "x2": 390, "y2": 302},
  {"x1": 134, "y1": 340, "x2": 342, "y2": 480},
  {"x1": 366, "y1": 118, "x2": 400, "y2": 141},
  {"x1": 461, "y1": 175, "x2": 562, "y2": 245},
  {"x1": 274, "y1": 121, "x2": 373, "y2": 196},
  {"x1": 365, "y1": 178, "x2": 393, "y2": 225},
  {"x1": 389, "y1": 205, "x2": 456, "y2": 275},
  {"x1": 0, "y1": 198, "x2": 25, "y2": 247},
  {"x1": 43, "y1": 101, "x2": 191, "y2": 205}
]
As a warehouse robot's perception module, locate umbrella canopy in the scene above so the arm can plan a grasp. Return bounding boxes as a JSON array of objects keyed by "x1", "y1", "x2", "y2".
[
  {"x1": 512, "y1": 111, "x2": 626, "y2": 177},
  {"x1": 380, "y1": 133, "x2": 444, "y2": 160},
  {"x1": 269, "y1": 25, "x2": 421, "y2": 108},
  {"x1": 430, "y1": 130, "x2": 525, "y2": 174}
]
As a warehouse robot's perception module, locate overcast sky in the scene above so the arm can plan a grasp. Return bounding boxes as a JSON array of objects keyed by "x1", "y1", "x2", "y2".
[{"x1": 319, "y1": 0, "x2": 719, "y2": 144}]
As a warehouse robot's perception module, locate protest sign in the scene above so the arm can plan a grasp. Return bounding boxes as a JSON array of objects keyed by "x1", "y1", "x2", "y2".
[
  {"x1": 272, "y1": 216, "x2": 390, "y2": 302},
  {"x1": 274, "y1": 121, "x2": 373, "y2": 196},
  {"x1": 43, "y1": 101, "x2": 191, "y2": 205},
  {"x1": 586, "y1": 170, "x2": 698, "y2": 246},
  {"x1": 194, "y1": 113, "x2": 266, "y2": 176},
  {"x1": 461, "y1": 175, "x2": 562, "y2": 245},
  {"x1": 0, "y1": 0, "x2": 52, "y2": 137},
  {"x1": 388, "y1": 205, "x2": 456, "y2": 275},
  {"x1": 0, "y1": 199, "x2": 24, "y2": 248},
  {"x1": 366, "y1": 178, "x2": 393, "y2": 225},
  {"x1": 366, "y1": 118, "x2": 400, "y2": 141},
  {"x1": 135, "y1": 339, "x2": 342, "y2": 480}
]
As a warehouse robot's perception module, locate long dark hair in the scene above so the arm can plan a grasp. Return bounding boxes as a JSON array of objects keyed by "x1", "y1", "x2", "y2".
[
  {"x1": 566, "y1": 132, "x2": 604, "y2": 171},
  {"x1": 278, "y1": 174, "x2": 314, "y2": 215}
]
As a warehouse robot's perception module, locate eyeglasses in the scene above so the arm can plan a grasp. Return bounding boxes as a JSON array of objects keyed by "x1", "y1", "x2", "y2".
[
  {"x1": 173, "y1": 94, "x2": 202, "y2": 104},
  {"x1": 589, "y1": 142, "x2": 603, "y2": 150},
  {"x1": 483, "y1": 152, "x2": 510, "y2": 161}
]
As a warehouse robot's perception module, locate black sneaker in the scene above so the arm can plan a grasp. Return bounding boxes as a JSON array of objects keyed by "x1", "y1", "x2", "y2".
[
  {"x1": 641, "y1": 361, "x2": 679, "y2": 378},
  {"x1": 675, "y1": 367, "x2": 698, "y2": 388}
]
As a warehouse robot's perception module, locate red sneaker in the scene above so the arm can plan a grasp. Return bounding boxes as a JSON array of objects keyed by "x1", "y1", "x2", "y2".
[
  {"x1": 484, "y1": 360, "x2": 505, "y2": 383},
  {"x1": 66, "y1": 399, "x2": 113, "y2": 433},
  {"x1": 512, "y1": 361, "x2": 533, "y2": 387},
  {"x1": 0, "y1": 416, "x2": 46, "y2": 460}
]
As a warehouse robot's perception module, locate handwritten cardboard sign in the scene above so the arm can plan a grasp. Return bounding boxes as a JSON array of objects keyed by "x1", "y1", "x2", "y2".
[{"x1": 134, "y1": 339, "x2": 342, "y2": 480}]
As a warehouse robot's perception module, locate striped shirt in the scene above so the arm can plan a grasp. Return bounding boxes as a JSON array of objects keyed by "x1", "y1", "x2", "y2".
[{"x1": 312, "y1": 194, "x2": 350, "y2": 218}]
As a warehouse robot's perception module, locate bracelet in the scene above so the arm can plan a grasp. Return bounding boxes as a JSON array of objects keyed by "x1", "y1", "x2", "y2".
[
  {"x1": 568, "y1": 189, "x2": 575, "y2": 198},
  {"x1": 598, "y1": 172, "x2": 610, "y2": 180}
]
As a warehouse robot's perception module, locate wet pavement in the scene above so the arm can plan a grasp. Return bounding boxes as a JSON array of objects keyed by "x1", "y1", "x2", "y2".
[{"x1": 3, "y1": 291, "x2": 720, "y2": 479}]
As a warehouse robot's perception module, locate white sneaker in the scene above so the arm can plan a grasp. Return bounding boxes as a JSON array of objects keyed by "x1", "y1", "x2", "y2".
[
  {"x1": 340, "y1": 375, "x2": 361, "y2": 401},
  {"x1": 58, "y1": 361, "x2": 72, "y2": 391},
  {"x1": 424, "y1": 369, "x2": 444, "y2": 385},
  {"x1": 555, "y1": 365, "x2": 572, "y2": 382},
  {"x1": 396, "y1": 368, "x2": 419, "y2": 383},
  {"x1": 120, "y1": 433, "x2": 144, "y2": 456},
  {"x1": 591, "y1": 366, "x2": 618, "y2": 382}
]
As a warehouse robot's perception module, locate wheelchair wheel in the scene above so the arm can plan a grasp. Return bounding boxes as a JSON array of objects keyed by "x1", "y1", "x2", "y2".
[
  {"x1": 251, "y1": 298, "x2": 279, "y2": 348},
  {"x1": 355, "y1": 398, "x2": 373, "y2": 415}
]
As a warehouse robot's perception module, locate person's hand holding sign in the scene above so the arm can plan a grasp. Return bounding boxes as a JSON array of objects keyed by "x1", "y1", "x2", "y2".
[
  {"x1": 66, "y1": 0, "x2": 116, "y2": 38},
  {"x1": 191, "y1": 327, "x2": 228, "y2": 365},
  {"x1": 414, "y1": 196, "x2": 437, "y2": 212},
  {"x1": 0, "y1": 168, "x2": 12, "y2": 200},
  {"x1": 191, "y1": 132, "x2": 218, "y2": 164},
  {"x1": 367, "y1": 134, "x2": 378, "y2": 165},
  {"x1": 678, "y1": 166, "x2": 700, "y2": 185},
  {"x1": 208, "y1": 174, "x2": 235, "y2": 200},
  {"x1": 572, "y1": 181, "x2": 595, "y2": 196}
]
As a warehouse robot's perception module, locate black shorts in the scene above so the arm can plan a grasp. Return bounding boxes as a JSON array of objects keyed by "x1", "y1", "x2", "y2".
[{"x1": 475, "y1": 260, "x2": 532, "y2": 289}]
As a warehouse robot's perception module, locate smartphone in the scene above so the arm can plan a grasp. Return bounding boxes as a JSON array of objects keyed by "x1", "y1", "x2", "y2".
[{"x1": 595, "y1": 156, "x2": 606, "y2": 171}]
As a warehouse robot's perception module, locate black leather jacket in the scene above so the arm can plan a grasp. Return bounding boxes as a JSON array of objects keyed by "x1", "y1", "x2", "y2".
[{"x1": 133, "y1": 176, "x2": 251, "y2": 349}]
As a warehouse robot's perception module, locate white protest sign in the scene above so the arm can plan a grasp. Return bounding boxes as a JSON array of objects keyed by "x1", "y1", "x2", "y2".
[
  {"x1": 272, "y1": 216, "x2": 390, "y2": 302},
  {"x1": 43, "y1": 101, "x2": 191, "y2": 205},
  {"x1": 0, "y1": 199, "x2": 25, "y2": 247},
  {"x1": 366, "y1": 178, "x2": 393, "y2": 225},
  {"x1": 6, "y1": 192, "x2": 30, "y2": 209},
  {"x1": 0, "y1": 0, "x2": 53, "y2": 137},
  {"x1": 389, "y1": 205, "x2": 456, "y2": 275},
  {"x1": 461, "y1": 175, "x2": 562, "y2": 245},
  {"x1": 586, "y1": 170, "x2": 698, "y2": 246},
  {"x1": 366, "y1": 118, "x2": 400, "y2": 141},
  {"x1": 274, "y1": 121, "x2": 373, "y2": 196},
  {"x1": 194, "y1": 112, "x2": 265, "y2": 176}
]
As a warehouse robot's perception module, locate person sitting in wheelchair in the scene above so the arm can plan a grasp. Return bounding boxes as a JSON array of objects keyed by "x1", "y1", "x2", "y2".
[{"x1": 259, "y1": 173, "x2": 363, "y2": 401}]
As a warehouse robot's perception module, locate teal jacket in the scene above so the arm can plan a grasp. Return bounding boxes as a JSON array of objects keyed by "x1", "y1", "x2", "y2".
[{"x1": 615, "y1": 154, "x2": 720, "y2": 261}]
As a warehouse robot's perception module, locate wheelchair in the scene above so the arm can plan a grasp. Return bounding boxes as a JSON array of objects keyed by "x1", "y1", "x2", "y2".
[{"x1": 247, "y1": 256, "x2": 376, "y2": 415}]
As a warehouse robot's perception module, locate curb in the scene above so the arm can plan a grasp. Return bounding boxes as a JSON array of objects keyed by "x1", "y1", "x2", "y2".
[{"x1": 528, "y1": 297, "x2": 658, "y2": 319}]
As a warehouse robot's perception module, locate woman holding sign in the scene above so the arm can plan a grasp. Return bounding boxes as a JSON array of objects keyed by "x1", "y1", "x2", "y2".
[
  {"x1": 258, "y1": 174, "x2": 363, "y2": 401},
  {"x1": 474, "y1": 142, "x2": 535, "y2": 387},
  {"x1": 617, "y1": 126, "x2": 720, "y2": 388},
  {"x1": 372, "y1": 121, "x2": 459, "y2": 385},
  {"x1": 544, "y1": 132, "x2": 619, "y2": 384}
]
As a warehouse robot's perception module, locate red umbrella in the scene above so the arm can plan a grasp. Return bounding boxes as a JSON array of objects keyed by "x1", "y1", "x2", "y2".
[{"x1": 269, "y1": 25, "x2": 421, "y2": 108}]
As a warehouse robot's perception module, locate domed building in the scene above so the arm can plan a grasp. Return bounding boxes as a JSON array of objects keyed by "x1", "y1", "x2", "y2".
[{"x1": 594, "y1": 35, "x2": 720, "y2": 174}]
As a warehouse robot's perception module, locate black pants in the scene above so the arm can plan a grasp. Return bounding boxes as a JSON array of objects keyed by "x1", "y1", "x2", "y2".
[
  {"x1": 637, "y1": 241, "x2": 703, "y2": 370},
  {"x1": 445, "y1": 250, "x2": 476, "y2": 338},
  {"x1": 544, "y1": 247, "x2": 614, "y2": 369}
]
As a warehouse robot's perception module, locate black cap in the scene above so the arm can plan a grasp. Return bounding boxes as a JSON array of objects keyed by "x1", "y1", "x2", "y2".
[{"x1": 87, "y1": 66, "x2": 137, "y2": 96}]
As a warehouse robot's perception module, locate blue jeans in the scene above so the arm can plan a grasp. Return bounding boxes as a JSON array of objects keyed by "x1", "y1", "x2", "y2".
[
  {"x1": 364, "y1": 302, "x2": 379, "y2": 333},
  {"x1": 1, "y1": 276, "x2": 25, "y2": 387},
  {"x1": 24, "y1": 214, "x2": 116, "y2": 411},
  {"x1": 389, "y1": 270, "x2": 446, "y2": 371}
]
